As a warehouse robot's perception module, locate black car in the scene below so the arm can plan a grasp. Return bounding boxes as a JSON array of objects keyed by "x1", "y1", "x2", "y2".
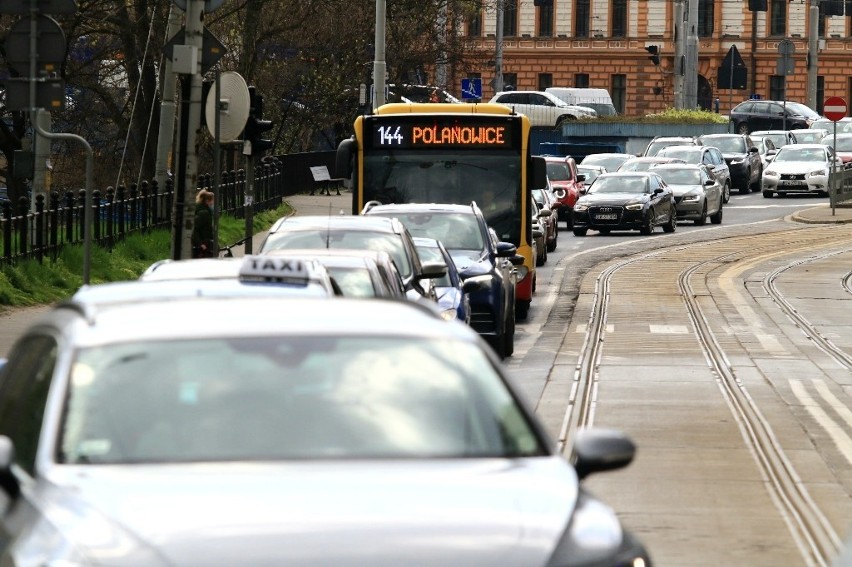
[
  {"x1": 362, "y1": 202, "x2": 519, "y2": 358},
  {"x1": 699, "y1": 133, "x2": 763, "y2": 193},
  {"x1": 572, "y1": 171, "x2": 677, "y2": 236},
  {"x1": 729, "y1": 100, "x2": 820, "y2": 134}
]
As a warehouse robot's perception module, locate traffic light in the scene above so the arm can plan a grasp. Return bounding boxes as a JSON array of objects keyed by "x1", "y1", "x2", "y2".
[
  {"x1": 646, "y1": 45, "x2": 660, "y2": 66},
  {"x1": 244, "y1": 86, "x2": 274, "y2": 157}
]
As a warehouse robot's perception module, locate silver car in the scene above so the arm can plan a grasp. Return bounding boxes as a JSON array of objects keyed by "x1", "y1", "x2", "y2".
[
  {"x1": 652, "y1": 163, "x2": 724, "y2": 225},
  {"x1": 0, "y1": 295, "x2": 651, "y2": 566}
]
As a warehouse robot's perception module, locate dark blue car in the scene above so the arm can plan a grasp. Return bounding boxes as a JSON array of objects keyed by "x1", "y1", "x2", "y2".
[{"x1": 363, "y1": 202, "x2": 519, "y2": 359}]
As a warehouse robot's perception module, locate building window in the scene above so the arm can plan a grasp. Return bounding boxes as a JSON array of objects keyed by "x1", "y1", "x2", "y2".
[
  {"x1": 468, "y1": 3, "x2": 482, "y2": 37},
  {"x1": 698, "y1": 0, "x2": 714, "y2": 37},
  {"x1": 612, "y1": 0, "x2": 627, "y2": 37},
  {"x1": 769, "y1": 75, "x2": 785, "y2": 100},
  {"x1": 575, "y1": 73, "x2": 590, "y2": 88},
  {"x1": 770, "y1": 0, "x2": 786, "y2": 36},
  {"x1": 503, "y1": 0, "x2": 518, "y2": 37},
  {"x1": 503, "y1": 72, "x2": 518, "y2": 90},
  {"x1": 538, "y1": 4, "x2": 554, "y2": 37},
  {"x1": 612, "y1": 74, "x2": 626, "y2": 113},
  {"x1": 575, "y1": 0, "x2": 590, "y2": 37},
  {"x1": 538, "y1": 73, "x2": 553, "y2": 90}
]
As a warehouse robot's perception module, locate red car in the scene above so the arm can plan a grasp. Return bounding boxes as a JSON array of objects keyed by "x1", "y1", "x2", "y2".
[
  {"x1": 821, "y1": 133, "x2": 852, "y2": 168},
  {"x1": 544, "y1": 155, "x2": 585, "y2": 229}
]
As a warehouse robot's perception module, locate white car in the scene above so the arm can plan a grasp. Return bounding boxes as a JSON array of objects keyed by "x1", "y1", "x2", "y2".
[
  {"x1": 488, "y1": 90, "x2": 596, "y2": 127},
  {"x1": 762, "y1": 143, "x2": 840, "y2": 198}
]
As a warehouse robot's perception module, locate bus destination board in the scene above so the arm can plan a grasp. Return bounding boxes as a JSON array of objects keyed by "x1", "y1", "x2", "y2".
[{"x1": 365, "y1": 116, "x2": 518, "y2": 150}]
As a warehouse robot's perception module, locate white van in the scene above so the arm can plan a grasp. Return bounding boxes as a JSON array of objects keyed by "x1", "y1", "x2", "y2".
[{"x1": 545, "y1": 88, "x2": 617, "y2": 116}]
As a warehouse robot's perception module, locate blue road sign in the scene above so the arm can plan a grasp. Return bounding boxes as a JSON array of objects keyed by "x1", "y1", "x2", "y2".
[{"x1": 461, "y1": 78, "x2": 482, "y2": 100}]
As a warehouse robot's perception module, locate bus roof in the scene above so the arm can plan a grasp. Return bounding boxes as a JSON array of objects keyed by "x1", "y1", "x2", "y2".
[{"x1": 375, "y1": 102, "x2": 515, "y2": 116}]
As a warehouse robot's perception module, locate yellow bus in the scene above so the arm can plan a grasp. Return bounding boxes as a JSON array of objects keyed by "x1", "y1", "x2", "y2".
[{"x1": 335, "y1": 103, "x2": 547, "y2": 319}]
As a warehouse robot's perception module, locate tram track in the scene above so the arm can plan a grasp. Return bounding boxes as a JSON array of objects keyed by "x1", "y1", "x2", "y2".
[{"x1": 560, "y1": 226, "x2": 852, "y2": 566}]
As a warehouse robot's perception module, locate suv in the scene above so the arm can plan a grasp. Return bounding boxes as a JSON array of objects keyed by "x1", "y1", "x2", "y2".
[
  {"x1": 655, "y1": 145, "x2": 732, "y2": 203},
  {"x1": 362, "y1": 202, "x2": 519, "y2": 359},
  {"x1": 258, "y1": 215, "x2": 446, "y2": 303},
  {"x1": 543, "y1": 155, "x2": 584, "y2": 229},
  {"x1": 729, "y1": 100, "x2": 820, "y2": 134},
  {"x1": 489, "y1": 90, "x2": 597, "y2": 127},
  {"x1": 699, "y1": 133, "x2": 763, "y2": 193},
  {"x1": 643, "y1": 136, "x2": 701, "y2": 157}
]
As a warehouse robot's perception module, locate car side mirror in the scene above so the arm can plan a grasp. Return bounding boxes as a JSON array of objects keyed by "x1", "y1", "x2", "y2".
[
  {"x1": 577, "y1": 174, "x2": 586, "y2": 182},
  {"x1": 496, "y1": 241, "x2": 518, "y2": 258},
  {"x1": 0, "y1": 436, "x2": 20, "y2": 499},
  {"x1": 749, "y1": 147, "x2": 758, "y2": 153},
  {"x1": 538, "y1": 208, "x2": 552, "y2": 217},
  {"x1": 653, "y1": 188, "x2": 664, "y2": 194},
  {"x1": 533, "y1": 229, "x2": 544, "y2": 239},
  {"x1": 510, "y1": 254, "x2": 525, "y2": 266},
  {"x1": 572, "y1": 428, "x2": 636, "y2": 481},
  {"x1": 417, "y1": 261, "x2": 447, "y2": 281},
  {"x1": 704, "y1": 179, "x2": 715, "y2": 186},
  {"x1": 462, "y1": 277, "x2": 489, "y2": 294}
]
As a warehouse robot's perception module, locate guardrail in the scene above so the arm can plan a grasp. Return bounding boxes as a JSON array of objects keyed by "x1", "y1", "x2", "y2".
[{"x1": 830, "y1": 167, "x2": 852, "y2": 211}]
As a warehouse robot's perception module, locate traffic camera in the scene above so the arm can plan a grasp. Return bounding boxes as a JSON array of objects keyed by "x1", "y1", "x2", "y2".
[
  {"x1": 244, "y1": 86, "x2": 274, "y2": 157},
  {"x1": 646, "y1": 45, "x2": 660, "y2": 66}
]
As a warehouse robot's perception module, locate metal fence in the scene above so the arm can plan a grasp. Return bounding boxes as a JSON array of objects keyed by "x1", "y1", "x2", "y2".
[
  {"x1": 0, "y1": 158, "x2": 286, "y2": 266},
  {"x1": 831, "y1": 167, "x2": 852, "y2": 210}
]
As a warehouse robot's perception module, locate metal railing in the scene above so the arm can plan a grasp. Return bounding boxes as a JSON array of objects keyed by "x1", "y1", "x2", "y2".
[
  {"x1": 830, "y1": 167, "x2": 852, "y2": 211},
  {"x1": 0, "y1": 159, "x2": 286, "y2": 266}
]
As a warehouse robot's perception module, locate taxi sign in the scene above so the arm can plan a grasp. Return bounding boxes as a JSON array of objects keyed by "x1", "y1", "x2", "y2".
[{"x1": 239, "y1": 255, "x2": 310, "y2": 284}]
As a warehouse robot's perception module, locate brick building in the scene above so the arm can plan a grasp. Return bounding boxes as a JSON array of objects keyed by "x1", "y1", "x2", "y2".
[{"x1": 460, "y1": 0, "x2": 852, "y2": 116}]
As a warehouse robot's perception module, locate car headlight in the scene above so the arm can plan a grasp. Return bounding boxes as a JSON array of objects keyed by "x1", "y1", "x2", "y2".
[
  {"x1": 808, "y1": 169, "x2": 827, "y2": 178},
  {"x1": 574, "y1": 203, "x2": 588, "y2": 212},
  {"x1": 439, "y1": 308, "x2": 457, "y2": 321},
  {"x1": 681, "y1": 194, "x2": 700, "y2": 202},
  {"x1": 625, "y1": 203, "x2": 643, "y2": 211},
  {"x1": 546, "y1": 492, "x2": 649, "y2": 567},
  {"x1": 764, "y1": 170, "x2": 778, "y2": 177}
]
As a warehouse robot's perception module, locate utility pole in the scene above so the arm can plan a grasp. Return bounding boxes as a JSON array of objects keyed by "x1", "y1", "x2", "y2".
[
  {"x1": 684, "y1": 0, "x2": 698, "y2": 108},
  {"x1": 373, "y1": 0, "x2": 387, "y2": 109},
  {"x1": 154, "y1": 6, "x2": 181, "y2": 193},
  {"x1": 674, "y1": 0, "x2": 685, "y2": 109},
  {"x1": 750, "y1": 9, "x2": 758, "y2": 96},
  {"x1": 171, "y1": 0, "x2": 205, "y2": 260},
  {"x1": 494, "y1": 0, "x2": 504, "y2": 94},
  {"x1": 32, "y1": 109, "x2": 50, "y2": 212},
  {"x1": 807, "y1": 0, "x2": 819, "y2": 110}
]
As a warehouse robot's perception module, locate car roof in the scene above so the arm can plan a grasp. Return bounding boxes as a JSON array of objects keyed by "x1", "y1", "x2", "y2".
[
  {"x1": 52, "y1": 296, "x2": 460, "y2": 348},
  {"x1": 650, "y1": 163, "x2": 706, "y2": 171},
  {"x1": 596, "y1": 171, "x2": 657, "y2": 178},
  {"x1": 269, "y1": 214, "x2": 403, "y2": 233}
]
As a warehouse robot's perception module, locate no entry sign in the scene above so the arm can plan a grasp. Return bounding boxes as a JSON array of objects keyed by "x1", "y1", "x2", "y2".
[{"x1": 824, "y1": 96, "x2": 847, "y2": 122}]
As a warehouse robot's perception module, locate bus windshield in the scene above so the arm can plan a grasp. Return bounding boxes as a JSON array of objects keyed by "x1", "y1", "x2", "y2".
[{"x1": 363, "y1": 150, "x2": 522, "y2": 243}]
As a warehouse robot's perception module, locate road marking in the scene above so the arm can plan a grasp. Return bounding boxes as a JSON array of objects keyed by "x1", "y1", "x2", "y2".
[
  {"x1": 649, "y1": 324, "x2": 689, "y2": 334},
  {"x1": 790, "y1": 379, "x2": 852, "y2": 467},
  {"x1": 576, "y1": 323, "x2": 614, "y2": 333}
]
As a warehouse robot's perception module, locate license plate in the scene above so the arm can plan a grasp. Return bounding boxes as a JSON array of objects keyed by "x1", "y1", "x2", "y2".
[
  {"x1": 595, "y1": 214, "x2": 617, "y2": 220},
  {"x1": 779, "y1": 180, "x2": 801, "y2": 186}
]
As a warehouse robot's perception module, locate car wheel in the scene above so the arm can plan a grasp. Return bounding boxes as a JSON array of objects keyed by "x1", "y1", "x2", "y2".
[
  {"x1": 537, "y1": 244, "x2": 547, "y2": 266},
  {"x1": 750, "y1": 168, "x2": 763, "y2": 192},
  {"x1": 573, "y1": 227, "x2": 588, "y2": 236},
  {"x1": 663, "y1": 207, "x2": 677, "y2": 233},
  {"x1": 763, "y1": 189, "x2": 774, "y2": 198},
  {"x1": 710, "y1": 203, "x2": 723, "y2": 224},
  {"x1": 694, "y1": 202, "x2": 707, "y2": 226},
  {"x1": 501, "y1": 319, "x2": 515, "y2": 359},
  {"x1": 739, "y1": 172, "x2": 750, "y2": 194},
  {"x1": 722, "y1": 182, "x2": 731, "y2": 204},
  {"x1": 737, "y1": 122, "x2": 750, "y2": 135},
  {"x1": 547, "y1": 228, "x2": 557, "y2": 252},
  {"x1": 515, "y1": 300, "x2": 530, "y2": 320},
  {"x1": 640, "y1": 215, "x2": 653, "y2": 235}
]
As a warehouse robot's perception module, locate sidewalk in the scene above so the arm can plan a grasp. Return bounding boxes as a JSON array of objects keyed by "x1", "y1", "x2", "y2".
[{"x1": 789, "y1": 202, "x2": 852, "y2": 224}]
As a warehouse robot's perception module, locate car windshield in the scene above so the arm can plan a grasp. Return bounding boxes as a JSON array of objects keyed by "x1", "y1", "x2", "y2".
[
  {"x1": 830, "y1": 138, "x2": 852, "y2": 151},
  {"x1": 578, "y1": 167, "x2": 602, "y2": 183},
  {"x1": 325, "y1": 266, "x2": 378, "y2": 297},
  {"x1": 773, "y1": 148, "x2": 826, "y2": 162},
  {"x1": 792, "y1": 131, "x2": 824, "y2": 143},
  {"x1": 582, "y1": 155, "x2": 631, "y2": 171},
  {"x1": 59, "y1": 336, "x2": 545, "y2": 463},
  {"x1": 658, "y1": 147, "x2": 702, "y2": 164},
  {"x1": 645, "y1": 141, "x2": 690, "y2": 156},
  {"x1": 703, "y1": 137, "x2": 746, "y2": 153},
  {"x1": 261, "y1": 230, "x2": 411, "y2": 279},
  {"x1": 372, "y1": 211, "x2": 484, "y2": 251},
  {"x1": 786, "y1": 102, "x2": 820, "y2": 118},
  {"x1": 656, "y1": 169, "x2": 701, "y2": 185},
  {"x1": 589, "y1": 176, "x2": 648, "y2": 194},
  {"x1": 546, "y1": 161, "x2": 572, "y2": 181}
]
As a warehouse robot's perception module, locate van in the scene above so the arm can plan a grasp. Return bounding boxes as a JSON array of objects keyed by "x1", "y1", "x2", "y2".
[{"x1": 545, "y1": 87, "x2": 617, "y2": 116}]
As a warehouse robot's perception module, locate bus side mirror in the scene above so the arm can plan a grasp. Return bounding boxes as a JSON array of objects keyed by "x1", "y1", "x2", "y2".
[
  {"x1": 335, "y1": 137, "x2": 357, "y2": 180},
  {"x1": 532, "y1": 156, "x2": 548, "y2": 190}
]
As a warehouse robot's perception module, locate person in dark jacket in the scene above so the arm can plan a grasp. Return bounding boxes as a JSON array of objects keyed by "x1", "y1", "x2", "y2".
[{"x1": 192, "y1": 190, "x2": 215, "y2": 258}]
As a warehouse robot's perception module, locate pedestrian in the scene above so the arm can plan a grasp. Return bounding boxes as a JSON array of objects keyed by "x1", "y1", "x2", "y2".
[{"x1": 192, "y1": 189, "x2": 215, "y2": 258}]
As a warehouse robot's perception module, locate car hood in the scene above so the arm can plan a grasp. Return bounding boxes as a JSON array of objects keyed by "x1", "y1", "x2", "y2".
[
  {"x1": 767, "y1": 160, "x2": 829, "y2": 173},
  {"x1": 579, "y1": 192, "x2": 651, "y2": 205},
  {"x1": 40, "y1": 458, "x2": 576, "y2": 566},
  {"x1": 720, "y1": 152, "x2": 747, "y2": 160},
  {"x1": 448, "y1": 249, "x2": 490, "y2": 273},
  {"x1": 665, "y1": 183, "x2": 703, "y2": 196}
]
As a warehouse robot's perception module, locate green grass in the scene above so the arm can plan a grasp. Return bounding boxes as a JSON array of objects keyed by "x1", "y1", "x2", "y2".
[{"x1": 0, "y1": 202, "x2": 292, "y2": 311}]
